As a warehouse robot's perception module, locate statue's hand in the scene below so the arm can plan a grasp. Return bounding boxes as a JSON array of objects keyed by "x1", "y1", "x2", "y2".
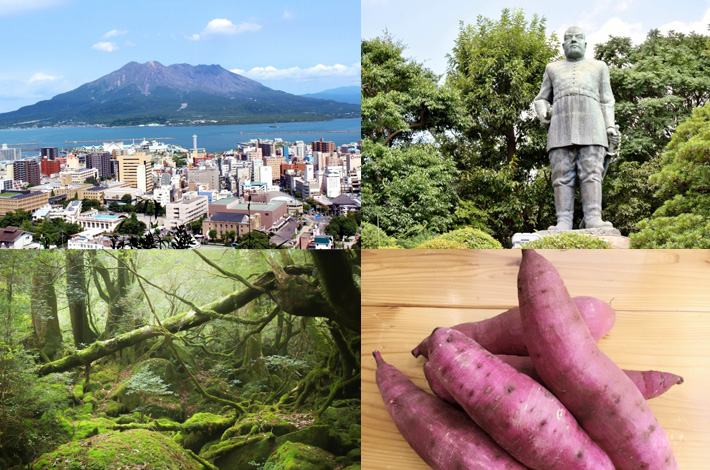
[{"x1": 607, "y1": 126, "x2": 621, "y2": 147}]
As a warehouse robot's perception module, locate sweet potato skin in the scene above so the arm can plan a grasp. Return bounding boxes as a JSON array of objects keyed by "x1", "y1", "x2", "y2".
[
  {"x1": 518, "y1": 249, "x2": 678, "y2": 470},
  {"x1": 427, "y1": 328, "x2": 615, "y2": 470},
  {"x1": 413, "y1": 295, "x2": 615, "y2": 358},
  {"x1": 425, "y1": 353, "x2": 682, "y2": 406},
  {"x1": 373, "y1": 351, "x2": 527, "y2": 470}
]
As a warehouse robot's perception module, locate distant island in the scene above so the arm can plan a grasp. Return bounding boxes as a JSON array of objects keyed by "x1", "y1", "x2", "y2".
[{"x1": 0, "y1": 61, "x2": 360, "y2": 129}]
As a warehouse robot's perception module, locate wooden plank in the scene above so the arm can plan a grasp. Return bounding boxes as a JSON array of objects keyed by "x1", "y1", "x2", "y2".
[{"x1": 362, "y1": 249, "x2": 710, "y2": 469}]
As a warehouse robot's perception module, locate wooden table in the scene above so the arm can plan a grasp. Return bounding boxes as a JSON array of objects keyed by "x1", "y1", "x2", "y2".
[{"x1": 362, "y1": 249, "x2": 710, "y2": 469}]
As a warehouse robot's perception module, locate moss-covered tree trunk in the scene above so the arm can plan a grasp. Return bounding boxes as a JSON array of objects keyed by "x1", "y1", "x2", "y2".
[
  {"x1": 91, "y1": 251, "x2": 135, "y2": 339},
  {"x1": 31, "y1": 261, "x2": 62, "y2": 361},
  {"x1": 66, "y1": 251, "x2": 97, "y2": 347}
]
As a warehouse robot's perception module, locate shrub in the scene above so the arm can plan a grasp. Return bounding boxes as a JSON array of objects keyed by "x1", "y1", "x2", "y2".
[
  {"x1": 437, "y1": 227, "x2": 503, "y2": 249},
  {"x1": 522, "y1": 232, "x2": 612, "y2": 249},
  {"x1": 361, "y1": 222, "x2": 396, "y2": 248},
  {"x1": 630, "y1": 213, "x2": 710, "y2": 248}
]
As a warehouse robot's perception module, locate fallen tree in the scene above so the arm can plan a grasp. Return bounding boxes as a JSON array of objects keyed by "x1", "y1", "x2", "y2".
[{"x1": 39, "y1": 271, "x2": 276, "y2": 376}]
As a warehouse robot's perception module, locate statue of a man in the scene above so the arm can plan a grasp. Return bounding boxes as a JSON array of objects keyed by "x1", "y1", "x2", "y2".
[{"x1": 533, "y1": 26, "x2": 620, "y2": 230}]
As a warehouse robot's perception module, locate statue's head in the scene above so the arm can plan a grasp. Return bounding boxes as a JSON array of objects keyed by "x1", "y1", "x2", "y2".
[{"x1": 563, "y1": 26, "x2": 586, "y2": 60}]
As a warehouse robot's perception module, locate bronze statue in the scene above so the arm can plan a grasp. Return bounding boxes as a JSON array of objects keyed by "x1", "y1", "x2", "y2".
[{"x1": 534, "y1": 26, "x2": 620, "y2": 230}]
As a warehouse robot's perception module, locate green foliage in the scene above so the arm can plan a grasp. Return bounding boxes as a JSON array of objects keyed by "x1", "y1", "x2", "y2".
[
  {"x1": 522, "y1": 232, "x2": 612, "y2": 249},
  {"x1": 361, "y1": 33, "x2": 463, "y2": 146},
  {"x1": 436, "y1": 227, "x2": 503, "y2": 249},
  {"x1": 630, "y1": 213, "x2": 710, "y2": 248},
  {"x1": 124, "y1": 370, "x2": 176, "y2": 397},
  {"x1": 360, "y1": 222, "x2": 396, "y2": 248},
  {"x1": 628, "y1": 102, "x2": 710, "y2": 247},
  {"x1": 415, "y1": 238, "x2": 467, "y2": 249},
  {"x1": 595, "y1": 30, "x2": 710, "y2": 165},
  {"x1": 325, "y1": 215, "x2": 358, "y2": 239},
  {"x1": 603, "y1": 159, "x2": 663, "y2": 235},
  {"x1": 447, "y1": 8, "x2": 560, "y2": 166},
  {"x1": 362, "y1": 140, "x2": 458, "y2": 237},
  {"x1": 208, "y1": 229, "x2": 218, "y2": 240},
  {"x1": 0, "y1": 209, "x2": 31, "y2": 228},
  {"x1": 81, "y1": 199, "x2": 103, "y2": 212},
  {"x1": 236, "y1": 231, "x2": 271, "y2": 249},
  {"x1": 33, "y1": 218, "x2": 82, "y2": 247},
  {"x1": 121, "y1": 194, "x2": 133, "y2": 204},
  {"x1": 115, "y1": 212, "x2": 146, "y2": 235},
  {"x1": 0, "y1": 344, "x2": 72, "y2": 466}
]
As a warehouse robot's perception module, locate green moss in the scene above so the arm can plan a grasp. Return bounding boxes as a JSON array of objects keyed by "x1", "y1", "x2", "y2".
[
  {"x1": 39, "y1": 410, "x2": 73, "y2": 443},
  {"x1": 71, "y1": 384, "x2": 84, "y2": 400},
  {"x1": 274, "y1": 426, "x2": 339, "y2": 455},
  {"x1": 174, "y1": 413, "x2": 235, "y2": 453},
  {"x1": 32, "y1": 429, "x2": 204, "y2": 470},
  {"x1": 104, "y1": 400, "x2": 127, "y2": 417},
  {"x1": 221, "y1": 413, "x2": 296, "y2": 440},
  {"x1": 264, "y1": 441, "x2": 337, "y2": 470},
  {"x1": 202, "y1": 433, "x2": 276, "y2": 469},
  {"x1": 71, "y1": 417, "x2": 115, "y2": 440},
  {"x1": 132, "y1": 358, "x2": 178, "y2": 384}
]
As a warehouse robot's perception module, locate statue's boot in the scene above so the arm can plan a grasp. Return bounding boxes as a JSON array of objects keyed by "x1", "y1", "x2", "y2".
[
  {"x1": 548, "y1": 185, "x2": 574, "y2": 231},
  {"x1": 581, "y1": 181, "x2": 613, "y2": 229}
]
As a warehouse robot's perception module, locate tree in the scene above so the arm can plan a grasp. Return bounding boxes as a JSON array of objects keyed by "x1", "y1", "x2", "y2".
[
  {"x1": 362, "y1": 141, "x2": 459, "y2": 237},
  {"x1": 30, "y1": 254, "x2": 62, "y2": 361},
  {"x1": 66, "y1": 251, "x2": 97, "y2": 347},
  {"x1": 235, "y1": 231, "x2": 270, "y2": 249},
  {"x1": 90, "y1": 251, "x2": 137, "y2": 338},
  {"x1": 446, "y1": 8, "x2": 560, "y2": 166},
  {"x1": 325, "y1": 215, "x2": 358, "y2": 238},
  {"x1": 116, "y1": 213, "x2": 146, "y2": 235},
  {"x1": 121, "y1": 193, "x2": 134, "y2": 204},
  {"x1": 594, "y1": 30, "x2": 710, "y2": 231},
  {"x1": 361, "y1": 33, "x2": 463, "y2": 146},
  {"x1": 630, "y1": 103, "x2": 710, "y2": 247},
  {"x1": 81, "y1": 199, "x2": 102, "y2": 212},
  {"x1": 208, "y1": 229, "x2": 217, "y2": 241}
]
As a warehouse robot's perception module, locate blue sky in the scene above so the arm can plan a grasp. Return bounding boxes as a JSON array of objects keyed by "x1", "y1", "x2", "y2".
[
  {"x1": 362, "y1": 0, "x2": 710, "y2": 77},
  {"x1": 0, "y1": 0, "x2": 361, "y2": 113}
]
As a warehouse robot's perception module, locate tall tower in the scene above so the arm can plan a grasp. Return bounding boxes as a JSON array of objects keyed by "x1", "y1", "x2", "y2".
[{"x1": 193, "y1": 134, "x2": 198, "y2": 152}]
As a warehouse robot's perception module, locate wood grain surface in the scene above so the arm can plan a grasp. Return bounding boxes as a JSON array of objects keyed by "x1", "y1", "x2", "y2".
[{"x1": 362, "y1": 249, "x2": 710, "y2": 469}]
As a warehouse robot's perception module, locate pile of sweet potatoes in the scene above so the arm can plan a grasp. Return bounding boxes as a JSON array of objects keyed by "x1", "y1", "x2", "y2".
[{"x1": 374, "y1": 249, "x2": 680, "y2": 470}]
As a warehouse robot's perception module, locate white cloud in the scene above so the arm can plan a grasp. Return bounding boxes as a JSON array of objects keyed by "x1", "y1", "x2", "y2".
[
  {"x1": 659, "y1": 7, "x2": 710, "y2": 35},
  {"x1": 187, "y1": 33, "x2": 201, "y2": 41},
  {"x1": 0, "y1": 0, "x2": 64, "y2": 15},
  {"x1": 201, "y1": 18, "x2": 262, "y2": 37},
  {"x1": 231, "y1": 63, "x2": 361, "y2": 81},
  {"x1": 103, "y1": 29, "x2": 128, "y2": 39},
  {"x1": 283, "y1": 9, "x2": 293, "y2": 20},
  {"x1": 29, "y1": 72, "x2": 59, "y2": 83},
  {"x1": 92, "y1": 41, "x2": 118, "y2": 52}
]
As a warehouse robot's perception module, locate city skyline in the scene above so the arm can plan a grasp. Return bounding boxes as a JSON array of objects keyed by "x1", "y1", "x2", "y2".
[{"x1": 0, "y1": 0, "x2": 361, "y2": 113}]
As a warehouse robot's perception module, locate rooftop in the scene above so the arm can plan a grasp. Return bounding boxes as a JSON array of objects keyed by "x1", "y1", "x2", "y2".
[{"x1": 208, "y1": 212, "x2": 249, "y2": 223}]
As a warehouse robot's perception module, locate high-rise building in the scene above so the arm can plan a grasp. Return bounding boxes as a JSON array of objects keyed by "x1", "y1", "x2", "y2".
[
  {"x1": 13, "y1": 160, "x2": 41, "y2": 186},
  {"x1": 86, "y1": 152, "x2": 114, "y2": 179},
  {"x1": 258, "y1": 140, "x2": 274, "y2": 157},
  {"x1": 116, "y1": 152, "x2": 153, "y2": 193},
  {"x1": 312, "y1": 138, "x2": 335, "y2": 153},
  {"x1": 40, "y1": 158, "x2": 61, "y2": 177},
  {"x1": 41, "y1": 147, "x2": 59, "y2": 160},
  {"x1": 0, "y1": 144, "x2": 21, "y2": 162}
]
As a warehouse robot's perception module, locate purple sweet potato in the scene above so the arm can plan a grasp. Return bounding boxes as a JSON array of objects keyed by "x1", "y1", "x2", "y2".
[
  {"x1": 425, "y1": 353, "x2": 683, "y2": 406},
  {"x1": 427, "y1": 328, "x2": 615, "y2": 470},
  {"x1": 413, "y1": 295, "x2": 615, "y2": 358},
  {"x1": 373, "y1": 351, "x2": 527, "y2": 470},
  {"x1": 518, "y1": 249, "x2": 678, "y2": 470}
]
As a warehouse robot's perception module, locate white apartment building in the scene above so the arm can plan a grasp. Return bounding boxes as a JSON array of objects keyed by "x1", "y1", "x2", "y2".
[
  {"x1": 164, "y1": 194, "x2": 208, "y2": 229},
  {"x1": 154, "y1": 187, "x2": 171, "y2": 207}
]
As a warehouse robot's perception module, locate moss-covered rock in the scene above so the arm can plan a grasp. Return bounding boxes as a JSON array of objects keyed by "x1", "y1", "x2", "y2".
[
  {"x1": 202, "y1": 433, "x2": 276, "y2": 470},
  {"x1": 264, "y1": 441, "x2": 337, "y2": 470},
  {"x1": 221, "y1": 412, "x2": 296, "y2": 440},
  {"x1": 274, "y1": 425, "x2": 343, "y2": 456},
  {"x1": 174, "y1": 412, "x2": 235, "y2": 453},
  {"x1": 104, "y1": 400, "x2": 127, "y2": 417},
  {"x1": 32, "y1": 429, "x2": 205, "y2": 470}
]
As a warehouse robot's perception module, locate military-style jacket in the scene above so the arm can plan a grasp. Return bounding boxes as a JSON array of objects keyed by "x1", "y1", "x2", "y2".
[{"x1": 533, "y1": 58, "x2": 615, "y2": 151}]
